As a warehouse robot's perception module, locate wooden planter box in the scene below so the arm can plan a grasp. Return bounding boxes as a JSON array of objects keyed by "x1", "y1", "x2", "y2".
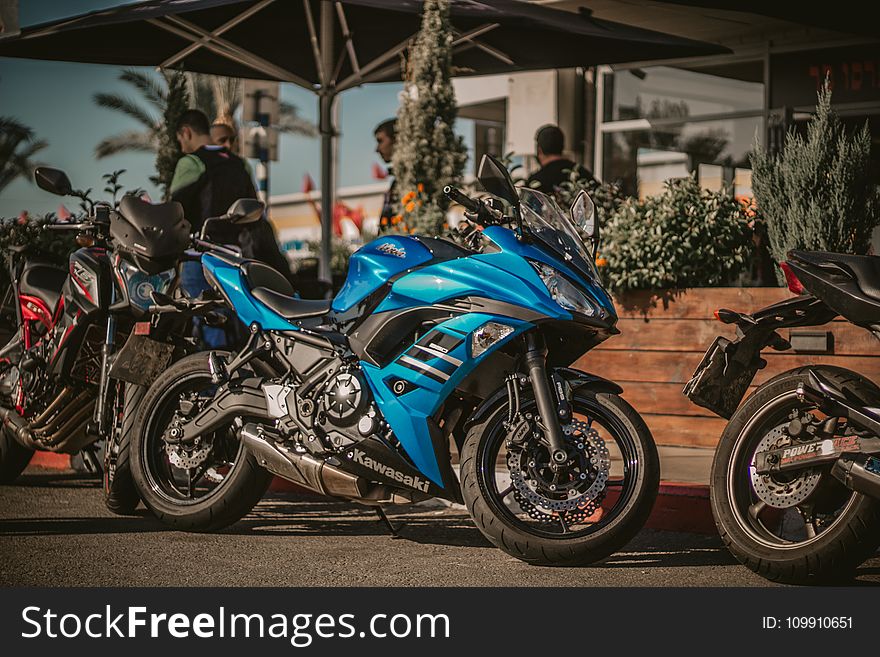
[{"x1": 573, "y1": 288, "x2": 880, "y2": 449}]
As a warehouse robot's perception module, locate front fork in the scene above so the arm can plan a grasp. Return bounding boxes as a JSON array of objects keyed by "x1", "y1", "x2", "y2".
[
  {"x1": 94, "y1": 289, "x2": 118, "y2": 436},
  {"x1": 524, "y1": 332, "x2": 569, "y2": 466}
]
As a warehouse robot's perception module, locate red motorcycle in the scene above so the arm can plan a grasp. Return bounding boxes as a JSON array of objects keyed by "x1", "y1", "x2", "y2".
[{"x1": 0, "y1": 167, "x2": 194, "y2": 512}]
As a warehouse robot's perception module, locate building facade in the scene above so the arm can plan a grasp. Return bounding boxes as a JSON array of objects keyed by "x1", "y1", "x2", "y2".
[{"x1": 270, "y1": 1, "x2": 879, "y2": 247}]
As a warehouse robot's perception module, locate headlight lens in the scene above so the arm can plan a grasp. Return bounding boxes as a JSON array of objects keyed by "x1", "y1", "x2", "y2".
[{"x1": 530, "y1": 261, "x2": 598, "y2": 317}]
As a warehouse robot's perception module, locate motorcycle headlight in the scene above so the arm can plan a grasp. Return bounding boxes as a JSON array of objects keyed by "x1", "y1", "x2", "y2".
[{"x1": 529, "y1": 261, "x2": 598, "y2": 317}]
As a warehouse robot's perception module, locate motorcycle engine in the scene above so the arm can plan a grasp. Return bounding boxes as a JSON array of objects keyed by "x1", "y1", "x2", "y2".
[
  {"x1": 317, "y1": 368, "x2": 382, "y2": 450},
  {"x1": 265, "y1": 367, "x2": 384, "y2": 453}
]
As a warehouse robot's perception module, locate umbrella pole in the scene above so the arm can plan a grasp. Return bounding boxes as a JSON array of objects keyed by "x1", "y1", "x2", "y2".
[
  {"x1": 318, "y1": 0, "x2": 335, "y2": 293},
  {"x1": 318, "y1": 91, "x2": 335, "y2": 290}
]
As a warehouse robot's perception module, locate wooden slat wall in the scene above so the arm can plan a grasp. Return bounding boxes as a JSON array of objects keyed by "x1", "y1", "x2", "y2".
[{"x1": 573, "y1": 288, "x2": 880, "y2": 448}]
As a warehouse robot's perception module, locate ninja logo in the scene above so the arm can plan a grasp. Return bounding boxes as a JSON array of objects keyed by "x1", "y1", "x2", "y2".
[
  {"x1": 350, "y1": 448, "x2": 430, "y2": 492},
  {"x1": 377, "y1": 242, "x2": 406, "y2": 258}
]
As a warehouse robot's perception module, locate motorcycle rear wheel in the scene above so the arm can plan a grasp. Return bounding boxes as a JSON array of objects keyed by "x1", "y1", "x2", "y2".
[
  {"x1": 461, "y1": 390, "x2": 659, "y2": 565},
  {"x1": 130, "y1": 352, "x2": 272, "y2": 531},
  {"x1": 711, "y1": 366, "x2": 880, "y2": 584}
]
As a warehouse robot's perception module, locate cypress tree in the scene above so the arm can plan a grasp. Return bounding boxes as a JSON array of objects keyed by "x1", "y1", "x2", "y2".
[{"x1": 391, "y1": 0, "x2": 467, "y2": 235}]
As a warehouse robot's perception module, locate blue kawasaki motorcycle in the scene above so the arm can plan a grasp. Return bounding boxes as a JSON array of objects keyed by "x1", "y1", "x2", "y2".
[{"x1": 128, "y1": 156, "x2": 659, "y2": 565}]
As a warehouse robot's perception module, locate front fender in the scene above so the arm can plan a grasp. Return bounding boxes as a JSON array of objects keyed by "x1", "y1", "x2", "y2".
[
  {"x1": 554, "y1": 367, "x2": 624, "y2": 396},
  {"x1": 466, "y1": 367, "x2": 623, "y2": 430}
]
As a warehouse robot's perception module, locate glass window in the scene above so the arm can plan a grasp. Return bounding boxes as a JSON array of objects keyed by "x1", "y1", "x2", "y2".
[
  {"x1": 603, "y1": 61, "x2": 764, "y2": 123},
  {"x1": 602, "y1": 116, "x2": 762, "y2": 198}
]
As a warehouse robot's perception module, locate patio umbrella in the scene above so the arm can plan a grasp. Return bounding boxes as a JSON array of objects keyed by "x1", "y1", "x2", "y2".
[{"x1": 0, "y1": 0, "x2": 728, "y2": 283}]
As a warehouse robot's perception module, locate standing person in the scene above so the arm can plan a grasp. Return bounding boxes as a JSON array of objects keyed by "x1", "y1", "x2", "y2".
[
  {"x1": 171, "y1": 109, "x2": 259, "y2": 348},
  {"x1": 209, "y1": 115, "x2": 297, "y2": 289},
  {"x1": 210, "y1": 117, "x2": 238, "y2": 152},
  {"x1": 526, "y1": 124, "x2": 596, "y2": 195},
  {"x1": 374, "y1": 118, "x2": 398, "y2": 230}
]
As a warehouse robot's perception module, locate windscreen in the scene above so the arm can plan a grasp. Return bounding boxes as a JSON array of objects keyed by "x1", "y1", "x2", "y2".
[{"x1": 518, "y1": 188, "x2": 599, "y2": 282}]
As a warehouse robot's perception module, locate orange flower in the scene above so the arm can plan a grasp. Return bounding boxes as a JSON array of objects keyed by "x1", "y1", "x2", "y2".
[
  {"x1": 401, "y1": 191, "x2": 416, "y2": 204},
  {"x1": 595, "y1": 257, "x2": 607, "y2": 267},
  {"x1": 405, "y1": 201, "x2": 416, "y2": 213},
  {"x1": 417, "y1": 183, "x2": 424, "y2": 193},
  {"x1": 391, "y1": 215, "x2": 402, "y2": 225},
  {"x1": 381, "y1": 217, "x2": 388, "y2": 226},
  {"x1": 441, "y1": 222, "x2": 449, "y2": 230}
]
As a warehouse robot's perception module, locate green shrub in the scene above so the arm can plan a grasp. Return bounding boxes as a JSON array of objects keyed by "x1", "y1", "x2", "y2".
[
  {"x1": 602, "y1": 176, "x2": 751, "y2": 291},
  {"x1": 0, "y1": 213, "x2": 78, "y2": 290},
  {"x1": 751, "y1": 83, "x2": 879, "y2": 264}
]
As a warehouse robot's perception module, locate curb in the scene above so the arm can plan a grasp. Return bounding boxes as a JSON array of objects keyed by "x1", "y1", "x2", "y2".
[
  {"x1": 647, "y1": 483, "x2": 714, "y2": 535},
  {"x1": 25, "y1": 457, "x2": 715, "y2": 535}
]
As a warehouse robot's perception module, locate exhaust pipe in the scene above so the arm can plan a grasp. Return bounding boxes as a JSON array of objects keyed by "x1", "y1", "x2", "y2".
[
  {"x1": 240, "y1": 423, "x2": 367, "y2": 499},
  {"x1": 32, "y1": 389, "x2": 93, "y2": 438},
  {"x1": 1, "y1": 400, "x2": 95, "y2": 453},
  {"x1": 1, "y1": 404, "x2": 31, "y2": 447},
  {"x1": 832, "y1": 458, "x2": 880, "y2": 500}
]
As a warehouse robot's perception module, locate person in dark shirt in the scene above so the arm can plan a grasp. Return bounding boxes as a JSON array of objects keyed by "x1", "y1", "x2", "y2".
[
  {"x1": 209, "y1": 115, "x2": 297, "y2": 289},
  {"x1": 171, "y1": 109, "x2": 290, "y2": 347},
  {"x1": 526, "y1": 124, "x2": 596, "y2": 195},
  {"x1": 374, "y1": 118, "x2": 398, "y2": 231}
]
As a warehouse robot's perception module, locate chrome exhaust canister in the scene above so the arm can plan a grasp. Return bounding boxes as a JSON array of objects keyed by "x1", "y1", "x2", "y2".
[{"x1": 239, "y1": 423, "x2": 366, "y2": 499}]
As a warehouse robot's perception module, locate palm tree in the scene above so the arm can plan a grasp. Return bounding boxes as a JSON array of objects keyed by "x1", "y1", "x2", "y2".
[
  {"x1": 0, "y1": 116, "x2": 48, "y2": 194},
  {"x1": 93, "y1": 69, "x2": 166, "y2": 158},
  {"x1": 94, "y1": 69, "x2": 316, "y2": 160},
  {"x1": 187, "y1": 73, "x2": 317, "y2": 137}
]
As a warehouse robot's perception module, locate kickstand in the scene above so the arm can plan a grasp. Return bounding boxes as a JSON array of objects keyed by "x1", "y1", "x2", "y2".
[{"x1": 375, "y1": 507, "x2": 405, "y2": 538}]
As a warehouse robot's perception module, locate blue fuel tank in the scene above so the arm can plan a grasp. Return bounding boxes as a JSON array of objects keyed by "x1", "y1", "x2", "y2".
[{"x1": 332, "y1": 235, "x2": 433, "y2": 313}]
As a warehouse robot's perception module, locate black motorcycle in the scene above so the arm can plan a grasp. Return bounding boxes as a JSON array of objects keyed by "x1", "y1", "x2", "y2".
[
  {"x1": 684, "y1": 250, "x2": 880, "y2": 583},
  {"x1": 0, "y1": 167, "x2": 201, "y2": 512}
]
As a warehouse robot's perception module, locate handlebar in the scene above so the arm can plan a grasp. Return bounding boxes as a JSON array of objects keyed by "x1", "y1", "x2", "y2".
[
  {"x1": 443, "y1": 185, "x2": 482, "y2": 214},
  {"x1": 192, "y1": 237, "x2": 242, "y2": 257},
  {"x1": 44, "y1": 222, "x2": 91, "y2": 231}
]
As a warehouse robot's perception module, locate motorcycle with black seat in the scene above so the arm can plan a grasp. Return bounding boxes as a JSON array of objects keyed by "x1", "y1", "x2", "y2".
[
  {"x1": 0, "y1": 166, "x2": 262, "y2": 514},
  {"x1": 684, "y1": 249, "x2": 880, "y2": 583}
]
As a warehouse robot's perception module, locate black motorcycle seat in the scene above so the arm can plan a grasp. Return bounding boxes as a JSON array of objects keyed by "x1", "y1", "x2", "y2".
[
  {"x1": 119, "y1": 195, "x2": 184, "y2": 230},
  {"x1": 790, "y1": 251, "x2": 880, "y2": 301},
  {"x1": 241, "y1": 260, "x2": 294, "y2": 296},
  {"x1": 19, "y1": 260, "x2": 67, "y2": 313},
  {"x1": 250, "y1": 287, "x2": 331, "y2": 319}
]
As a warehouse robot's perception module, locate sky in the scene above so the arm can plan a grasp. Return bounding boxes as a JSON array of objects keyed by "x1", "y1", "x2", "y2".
[{"x1": 0, "y1": 0, "x2": 475, "y2": 217}]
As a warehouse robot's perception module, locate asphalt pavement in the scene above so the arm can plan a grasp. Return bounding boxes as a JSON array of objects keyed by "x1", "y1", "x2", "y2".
[{"x1": 2, "y1": 468, "x2": 879, "y2": 587}]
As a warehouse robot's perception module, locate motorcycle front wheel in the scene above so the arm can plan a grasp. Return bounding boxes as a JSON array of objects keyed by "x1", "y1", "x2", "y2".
[
  {"x1": 711, "y1": 366, "x2": 880, "y2": 584},
  {"x1": 130, "y1": 351, "x2": 272, "y2": 531},
  {"x1": 461, "y1": 390, "x2": 659, "y2": 566},
  {"x1": 103, "y1": 381, "x2": 145, "y2": 514}
]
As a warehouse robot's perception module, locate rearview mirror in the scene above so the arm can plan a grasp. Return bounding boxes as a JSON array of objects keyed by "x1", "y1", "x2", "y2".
[
  {"x1": 571, "y1": 190, "x2": 598, "y2": 256},
  {"x1": 477, "y1": 154, "x2": 518, "y2": 207},
  {"x1": 35, "y1": 167, "x2": 73, "y2": 197},
  {"x1": 226, "y1": 198, "x2": 264, "y2": 224},
  {"x1": 571, "y1": 191, "x2": 597, "y2": 238}
]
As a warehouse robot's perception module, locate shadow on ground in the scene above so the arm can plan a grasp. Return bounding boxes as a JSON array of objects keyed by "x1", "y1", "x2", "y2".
[{"x1": 2, "y1": 473, "x2": 745, "y2": 571}]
